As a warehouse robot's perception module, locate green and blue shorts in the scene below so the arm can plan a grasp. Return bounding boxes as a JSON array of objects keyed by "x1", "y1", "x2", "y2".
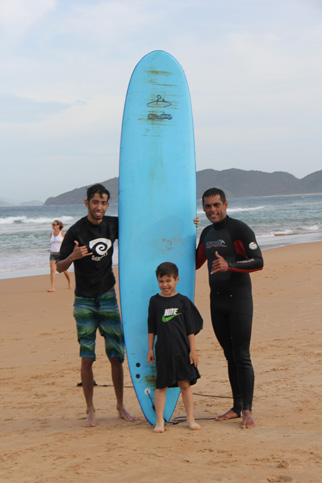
[{"x1": 73, "y1": 290, "x2": 124, "y2": 361}]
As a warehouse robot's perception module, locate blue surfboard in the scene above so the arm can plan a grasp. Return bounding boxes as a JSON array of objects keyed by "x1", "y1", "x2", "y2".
[{"x1": 118, "y1": 50, "x2": 196, "y2": 425}]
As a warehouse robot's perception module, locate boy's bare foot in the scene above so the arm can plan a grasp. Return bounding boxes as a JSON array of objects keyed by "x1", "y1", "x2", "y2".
[
  {"x1": 187, "y1": 420, "x2": 201, "y2": 430},
  {"x1": 47, "y1": 289, "x2": 56, "y2": 292},
  {"x1": 215, "y1": 409, "x2": 240, "y2": 421},
  {"x1": 241, "y1": 410, "x2": 255, "y2": 429},
  {"x1": 84, "y1": 409, "x2": 96, "y2": 427},
  {"x1": 117, "y1": 406, "x2": 136, "y2": 422},
  {"x1": 153, "y1": 423, "x2": 165, "y2": 433}
]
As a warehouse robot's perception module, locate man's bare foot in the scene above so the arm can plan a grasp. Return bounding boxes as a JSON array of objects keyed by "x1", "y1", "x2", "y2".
[
  {"x1": 117, "y1": 406, "x2": 136, "y2": 422},
  {"x1": 84, "y1": 410, "x2": 96, "y2": 427},
  {"x1": 241, "y1": 410, "x2": 255, "y2": 429},
  {"x1": 215, "y1": 409, "x2": 241, "y2": 421},
  {"x1": 153, "y1": 423, "x2": 165, "y2": 433},
  {"x1": 47, "y1": 288, "x2": 56, "y2": 292},
  {"x1": 187, "y1": 419, "x2": 201, "y2": 430}
]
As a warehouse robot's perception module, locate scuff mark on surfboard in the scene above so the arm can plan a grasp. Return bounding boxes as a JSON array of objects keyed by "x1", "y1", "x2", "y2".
[
  {"x1": 148, "y1": 83, "x2": 175, "y2": 87},
  {"x1": 147, "y1": 70, "x2": 171, "y2": 76},
  {"x1": 157, "y1": 237, "x2": 185, "y2": 253},
  {"x1": 143, "y1": 373, "x2": 157, "y2": 386}
]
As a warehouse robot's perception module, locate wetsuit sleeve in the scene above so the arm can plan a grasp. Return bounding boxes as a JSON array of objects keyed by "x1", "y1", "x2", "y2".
[
  {"x1": 228, "y1": 224, "x2": 263, "y2": 273},
  {"x1": 196, "y1": 230, "x2": 207, "y2": 269}
]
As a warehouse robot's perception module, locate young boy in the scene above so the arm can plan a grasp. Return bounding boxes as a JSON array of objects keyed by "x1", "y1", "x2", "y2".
[{"x1": 147, "y1": 262, "x2": 203, "y2": 433}]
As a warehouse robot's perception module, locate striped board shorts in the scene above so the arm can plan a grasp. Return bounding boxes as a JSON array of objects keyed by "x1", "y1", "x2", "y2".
[{"x1": 73, "y1": 289, "x2": 124, "y2": 361}]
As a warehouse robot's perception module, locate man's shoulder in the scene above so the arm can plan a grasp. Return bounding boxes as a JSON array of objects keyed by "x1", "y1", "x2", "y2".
[
  {"x1": 101, "y1": 216, "x2": 118, "y2": 234},
  {"x1": 228, "y1": 217, "x2": 252, "y2": 231},
  {"x1": 102, "y1": 215, "x2": 118, "y2": 224},
  {"x1": 65, "y1": 216, "x2": 88, "y2": 234},
  {"x1": 200, "y1": 223, "x2": 213, "y2": 237},
  {"x1": 76, "y1": 216, "x2": 89, "y2": 225}
]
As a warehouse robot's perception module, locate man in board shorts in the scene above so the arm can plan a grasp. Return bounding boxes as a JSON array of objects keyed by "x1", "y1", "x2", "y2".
[
  {"x1": 57, "y1": 184, "x2": 135, "y2": 427},
  {"x1": 196, "y1": 188, "x2": 263, "y2": 429}
]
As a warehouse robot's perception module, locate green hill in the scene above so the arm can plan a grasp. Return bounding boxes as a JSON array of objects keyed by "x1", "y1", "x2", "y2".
[{"x1": 44, "y1": 169, "x2": 322, "y2": 205}]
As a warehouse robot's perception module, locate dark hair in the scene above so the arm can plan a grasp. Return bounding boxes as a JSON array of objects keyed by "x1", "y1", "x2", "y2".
[
  {"x1": 156, "y1": 262, "x2": 179, "y2": 279},
  {"x1": 86, "y1": 184, "x2": 110, "y2": 202},
  {"x1": 202, "y1": 187, "x2": 226, "y2": 205}
]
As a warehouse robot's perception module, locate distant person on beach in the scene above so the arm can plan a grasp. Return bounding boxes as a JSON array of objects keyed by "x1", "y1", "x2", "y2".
[
  {"x1": 196, "y1": 188, "x2": 263, "y2": 429},
  {"x1": 48, "y1": 220, "x2": 71, "y2": 292},
  {"x1": 56, "y1": 183, "x2": 135, "y2": 427},
  {"x1": 147, "y1": 262, "x2": 203, "y2": 433}
]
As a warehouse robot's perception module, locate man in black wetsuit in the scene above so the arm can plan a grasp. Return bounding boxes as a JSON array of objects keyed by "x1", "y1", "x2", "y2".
[{"x1": 196, "y1": 187, "x2": 263, "y2": 428}]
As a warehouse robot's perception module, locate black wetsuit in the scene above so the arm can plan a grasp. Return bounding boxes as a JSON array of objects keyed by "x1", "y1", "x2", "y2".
[{"x1": 196, "y1": 216, "x2": 263, "y2": 412}]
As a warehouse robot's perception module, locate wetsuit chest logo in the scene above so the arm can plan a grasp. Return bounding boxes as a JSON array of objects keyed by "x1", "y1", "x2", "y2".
[{"x1": 206, "y1": 239, "x2": 227, "y2": 248}]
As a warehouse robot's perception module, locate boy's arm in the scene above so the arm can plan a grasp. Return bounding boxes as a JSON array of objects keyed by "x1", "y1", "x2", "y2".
[
  {"x1": 188, "y1": 333, "x2": 198, "y2": 366},
  {"x1": 147, "y1": 333, "x2": 155, "y2": 364}
]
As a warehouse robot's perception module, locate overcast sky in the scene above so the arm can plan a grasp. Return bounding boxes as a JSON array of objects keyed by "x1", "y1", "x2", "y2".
[{"x1": 1, "y1": 0, "x2": 321, "y2": 202}]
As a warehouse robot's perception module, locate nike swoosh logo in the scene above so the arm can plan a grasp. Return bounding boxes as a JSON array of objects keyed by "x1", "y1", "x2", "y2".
[{"x1": 162, "y1": 313, "x2": 181, "y2": 323}]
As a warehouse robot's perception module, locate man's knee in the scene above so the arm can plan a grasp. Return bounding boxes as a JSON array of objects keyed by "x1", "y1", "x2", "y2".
[
  {"x1": 82, "y1": 357, "x2": 94, "y2": 370},
  {"x1": 109, "y1": 356, "x2": 123, "y2": 366},
  {"x1": 234, "y1": 351, "x2": 252, "y2": 368}
]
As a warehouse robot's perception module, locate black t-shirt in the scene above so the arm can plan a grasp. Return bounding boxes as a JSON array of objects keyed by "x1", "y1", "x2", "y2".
[
  {"x1": 148, "y1": 293, "x2": 202, "y2": 388},
  {"x1": 58, "y1": 216, "x2": 118, "y2": 297}
]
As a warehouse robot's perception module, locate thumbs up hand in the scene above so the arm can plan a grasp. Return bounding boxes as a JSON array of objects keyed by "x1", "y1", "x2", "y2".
[{"x1": 211, "y1": 251, "x2": 229, "y2": 274}]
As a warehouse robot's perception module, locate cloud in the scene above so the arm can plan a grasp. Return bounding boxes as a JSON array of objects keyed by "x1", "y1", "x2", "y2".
[
  {"x1": 0, "y1": 0, "x2": 321, "y2": 202},
  {"x1": 0, "y1": 0, "x2": 56, "y2": 38},
  {"x1": 0, "y1": 94, "x2": 72, "y2": 123}
]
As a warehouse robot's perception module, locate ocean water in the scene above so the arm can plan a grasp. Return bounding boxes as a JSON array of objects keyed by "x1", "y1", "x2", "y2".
[{"x1": 0, "y1": 194, "x2": 321, "y2": 279}]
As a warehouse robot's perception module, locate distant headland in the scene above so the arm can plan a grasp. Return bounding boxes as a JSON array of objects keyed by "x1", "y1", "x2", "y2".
[{"x1": 43, "y1": 168, "x2": 322, "y2": 205}]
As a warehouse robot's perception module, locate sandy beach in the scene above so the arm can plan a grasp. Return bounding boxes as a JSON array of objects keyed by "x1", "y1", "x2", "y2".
[{"x1": 1, "y1": 242, "x2": 322, "y2": 482}]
